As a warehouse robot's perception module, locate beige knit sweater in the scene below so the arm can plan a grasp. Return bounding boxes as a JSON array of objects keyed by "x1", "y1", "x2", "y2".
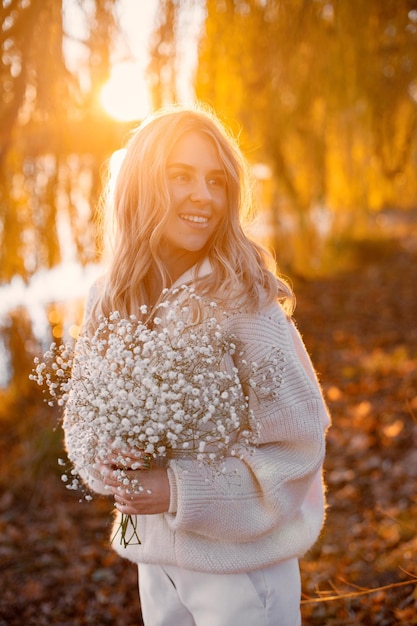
[{"x1": 65, "y1": 264, "x2": 330, "y2": 574}]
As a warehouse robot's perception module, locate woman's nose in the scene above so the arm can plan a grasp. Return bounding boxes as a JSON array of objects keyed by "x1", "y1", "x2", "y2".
[{"x1": 190, "y1": 177, "x2": 211, "y2": 202}]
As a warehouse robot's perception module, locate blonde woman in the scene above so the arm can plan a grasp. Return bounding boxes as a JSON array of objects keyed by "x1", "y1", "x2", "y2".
[{"x1": 64, "y1": 105, "x2": 330, "y2": 626}]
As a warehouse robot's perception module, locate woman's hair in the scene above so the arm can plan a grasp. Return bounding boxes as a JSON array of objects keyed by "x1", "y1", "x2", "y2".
[{"x1": 91, "y1": 103, "x2": 294, "y2": 323}]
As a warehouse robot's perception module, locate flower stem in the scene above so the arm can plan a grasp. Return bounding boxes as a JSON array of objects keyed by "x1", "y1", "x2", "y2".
[{"x1": 111, "y1": 514, "x2": 141, "y2": 547}]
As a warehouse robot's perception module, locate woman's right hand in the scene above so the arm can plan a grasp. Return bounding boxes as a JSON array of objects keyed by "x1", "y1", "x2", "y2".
[{"x1": 95, "y1": 452, "x2": 171, "y2": 515}]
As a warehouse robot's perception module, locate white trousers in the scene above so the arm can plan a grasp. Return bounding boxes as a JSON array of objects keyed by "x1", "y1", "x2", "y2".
[{"x1": 138, "y1": 559, "x2": 302, "y2": 626}]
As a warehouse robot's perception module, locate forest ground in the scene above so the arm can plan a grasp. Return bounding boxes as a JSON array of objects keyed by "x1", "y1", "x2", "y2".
[{"x1": 0, "y1": 214, "x2": 416, "y2": 625}]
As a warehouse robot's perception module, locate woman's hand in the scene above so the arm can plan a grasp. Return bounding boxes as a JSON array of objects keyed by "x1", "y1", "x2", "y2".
[
  {"x1": 96, "y1": 451, "x2": 171, "y2": 515},
  {"x1": 112, "y1": 466, "x2": 170, "y2": 515}
]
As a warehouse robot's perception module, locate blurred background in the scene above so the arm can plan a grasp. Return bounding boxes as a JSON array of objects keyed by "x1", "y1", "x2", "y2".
[{"x1": 1, "y1": 1, "x2": 416, "y2": 624}]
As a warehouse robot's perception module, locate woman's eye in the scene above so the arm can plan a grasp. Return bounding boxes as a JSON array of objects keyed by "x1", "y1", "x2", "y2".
[
  {"x1": 167, "y1": 169, "x2": 190, "y2": 182},
  {"x1": 208, "y1": 177, "x2": 226, "y2": 188},
  {"x1": 175, "y1": 173, "x2": 190, "y2": 182}
]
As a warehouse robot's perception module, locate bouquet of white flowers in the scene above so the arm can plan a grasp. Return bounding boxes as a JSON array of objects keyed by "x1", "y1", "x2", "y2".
[{"x1": 31, "y1": 287, "x2": 264, "y2": 545}]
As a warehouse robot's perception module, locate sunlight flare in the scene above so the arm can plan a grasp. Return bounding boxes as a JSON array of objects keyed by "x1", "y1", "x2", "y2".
[{"x1": 100, "y1": 62, "x2": 151, "y2": 122}]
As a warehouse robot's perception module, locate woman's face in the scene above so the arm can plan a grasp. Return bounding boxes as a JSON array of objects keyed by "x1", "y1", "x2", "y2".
[{"x1": 160, "y1": 130, "x2": 228, "y2": 276}]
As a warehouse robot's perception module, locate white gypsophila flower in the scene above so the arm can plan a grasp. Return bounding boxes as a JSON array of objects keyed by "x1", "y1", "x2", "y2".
[{"x1": 29, "y1": 286, "x2": 284, "y2": 545}]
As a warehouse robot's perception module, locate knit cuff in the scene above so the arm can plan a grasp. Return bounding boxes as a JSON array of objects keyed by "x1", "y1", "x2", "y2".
[
  {"x1": 74, "y1": 467, "x2": 107, "y2": 496},
  {"x1": 167, "y1": 466, "x2": 178, "y2": 514}
]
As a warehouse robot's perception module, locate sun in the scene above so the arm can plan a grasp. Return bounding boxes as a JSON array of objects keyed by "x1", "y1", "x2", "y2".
[{"x1": 99, "y1": 61, "x2": 152, "y2": 122}]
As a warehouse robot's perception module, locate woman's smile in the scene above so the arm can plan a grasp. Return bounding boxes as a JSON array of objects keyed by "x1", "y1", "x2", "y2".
[{"x1": 179, "y1": 213, "x2": 210, "y2": 225}]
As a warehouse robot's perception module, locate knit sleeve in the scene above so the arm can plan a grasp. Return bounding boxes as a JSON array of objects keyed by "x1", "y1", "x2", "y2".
[{"x1": 165, "y1": 302, "x2": 330, "y2": 542}]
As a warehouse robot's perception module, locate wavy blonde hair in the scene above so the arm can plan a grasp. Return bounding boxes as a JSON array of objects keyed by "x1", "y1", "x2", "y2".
[{"x1": 91, "y1": 103, "x2": 294, "y2": 323}]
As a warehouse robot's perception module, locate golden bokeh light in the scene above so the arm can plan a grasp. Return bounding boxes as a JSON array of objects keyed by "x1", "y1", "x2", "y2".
[
  {"x1": 48, "y1": 309, "x2": 62, "y2": 325},
  {"x1": 69, "y1": 324, "x2": 81, "y2": 339},
  {"x1": 52, "y1": 325, "x2": 64, "y2": 339}
]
